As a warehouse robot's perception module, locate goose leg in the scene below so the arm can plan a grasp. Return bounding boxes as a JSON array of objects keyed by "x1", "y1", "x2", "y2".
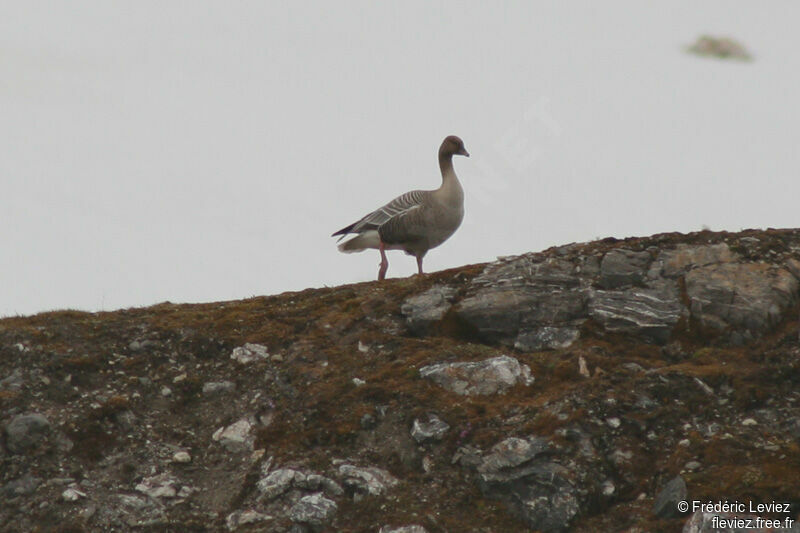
[
  {"x1": 378, "y1": 243, "x2": 389, "y2": 280},
  {"x1": 416, "y1": 255, "x2": 424, "y2": 275}
]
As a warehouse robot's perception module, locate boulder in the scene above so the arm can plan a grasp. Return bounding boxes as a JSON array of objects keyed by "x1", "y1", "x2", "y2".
[
  {"x1": 401, "y1": 285, "x2": 457, "y2": 335},
  {"x1": 474, "y1": 437, "x2": 579, "y2": 532},
  {"x1": 5, "y1": 413, "x2": 50, "y2": 454},
  {"x1": 652, "y1": 475, "x2": 687, "y2": 518},
  {"x1": 289, "y1": 492, "x2": 337, "y2": 529},
  {"x1": 419, "y1": 355, "x2": 534, "y2": 396}
]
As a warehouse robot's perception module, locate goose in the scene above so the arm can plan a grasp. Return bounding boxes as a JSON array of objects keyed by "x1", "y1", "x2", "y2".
[{"x1": 332, "y1": 135, "x2": 469, "y2": 280}]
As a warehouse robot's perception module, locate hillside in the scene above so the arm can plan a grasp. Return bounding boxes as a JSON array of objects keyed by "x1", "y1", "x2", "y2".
[{"x1": 2, "y1": 228, "x2": 800, "y2": 532}]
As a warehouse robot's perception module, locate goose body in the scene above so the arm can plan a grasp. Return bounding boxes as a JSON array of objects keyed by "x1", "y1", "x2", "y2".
[{"x1": 332, "y1": 135, "x2": 469, "y2": 280}]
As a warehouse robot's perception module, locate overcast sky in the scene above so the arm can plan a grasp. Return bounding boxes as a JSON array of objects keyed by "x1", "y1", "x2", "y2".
[{"x1": 2, "y1": 2, "x2": 799, "y2": 317}]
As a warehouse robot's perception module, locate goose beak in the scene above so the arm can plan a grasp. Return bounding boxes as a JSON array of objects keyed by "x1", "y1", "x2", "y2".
[{"x1": 459, "y1": 148, "x2": 470, "y2": 157}]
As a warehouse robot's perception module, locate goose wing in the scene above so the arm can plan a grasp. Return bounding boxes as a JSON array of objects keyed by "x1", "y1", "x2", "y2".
[{"x1": 332, "y1": 189, "x2": 428, "y2": 240}]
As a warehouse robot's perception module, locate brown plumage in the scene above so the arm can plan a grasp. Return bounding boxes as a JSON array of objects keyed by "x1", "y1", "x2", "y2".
[{"x1": 332, "y1": 135, "x2": 469, "y2": 280}]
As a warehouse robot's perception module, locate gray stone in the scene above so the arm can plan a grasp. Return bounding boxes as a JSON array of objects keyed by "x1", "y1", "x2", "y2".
[
  {"x1": 296, "y1": 474, "x2": 344, "y2": 497},
  {"x1": 475, "y1": 437, "x2": 579, "y2": 532},
  {"x1": 202, "y1": 381, "x2": 236, "y2": 394},
  {"x1": 5, "y1": 413, "x2": 51, "y2": 453},
  {"x1": 476, "y1": 437, "x2": 551, "y2": 482},
  {"x1": 3, "y1": 474, "x2": 41, "y2": 497},
  {"x1": 452, "y1": 445, "x2": 484, "y2": 469},
  {"x1": 62, "y1": 487, "x2": 87, "y2": 501},
  {"x1": 172, "y1": 451, "x2": 192, "y2": 463},
  {"x1": 588, "y1": 279, "x2": 686, "y2": 344},
  {"x1": 212, "y1": 419, "x2": 254, "y2": 452},
  {"x1": 257, "y1": 468, "x2": 343, "y2": 500},
  {"x1": 230, "y1": 343, "x2": 269, "y2": 363},
  {"x1": 451, "y1": 239, "x2": 797, "y2": 347},
  {"x1": 338, "y1": 464, "x2": 398, "y2": 497},
  {"x1": 257, "y1": 468, "x2": 303, "y2": 500},
  {"x1": 599, "y1": 249, "x2": 651, "y2": 288},
  {"x1": 113, "y1": 491, "x2": 167, "y2": 528},
  {"x1": 419, "y1": 355, "x2": 534, "y2": 396},
  {"x1": 379, "y1": 526, "x2": 429, "y2": 533},
  {"x1": 401, "y1": 285, "x2": 457, "y2": 335},
  {"x1": 514, "y1": 326, "x2": 580, "y2": 351},
  {"x1": 289, "y1": 492, "x2": 337, "y2": 528},
  {"x1": 0, "y1": 369, "x2": 24, "y2": 390},
  {"x1": 128, "y1": 339, "x2": 158, "y2": 352},
  {"x1": 786, "y1": 258, "x2": 800, "y2": 281},
  {"x1": 652, "y1": 475, "x2": 687, "y2": 518},
  {"x1": 135, "y1": 473, "x2": 179, "y2": 499},
  {"x1": 684, "y1": 461, "x2": 701, "y2": 471},
  {"x1": 654, "y1": 243, "x2": 737, "y2": 278},
  {"x1": 360, "y1": 413, "x2": 377, "y2": 429},
  {"x1": 456, "y1": 257, "x2": 589, "y2": 346},
  {"x1": 411, "y1": 414, "x2": 450, "y2": 443},
  {"x1": 686, "y1": 263, "x2": 799, "y2": 337},
  {"x1": 226, "y1": 509, "x2": 272, "y2": 531}
]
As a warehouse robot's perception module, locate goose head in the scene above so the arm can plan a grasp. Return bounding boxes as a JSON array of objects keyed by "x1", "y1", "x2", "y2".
[{"x1": 440, "y1": 135, "x2": 470, "y2": 158}]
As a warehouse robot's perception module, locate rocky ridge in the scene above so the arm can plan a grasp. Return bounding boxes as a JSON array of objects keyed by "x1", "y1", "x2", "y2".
[{"x1": 1, "y1": 228, "x2": 800, "y2": 531}]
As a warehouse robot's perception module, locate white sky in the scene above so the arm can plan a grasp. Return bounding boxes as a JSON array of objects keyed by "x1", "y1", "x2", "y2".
[{"x1": 2, "y1": 2, "x2": 799, "y2": 317}]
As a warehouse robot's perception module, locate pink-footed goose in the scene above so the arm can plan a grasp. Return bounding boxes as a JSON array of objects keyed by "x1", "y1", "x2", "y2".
[{"x1": 332, "y1": 135, "x2": 469, "y2": 280}]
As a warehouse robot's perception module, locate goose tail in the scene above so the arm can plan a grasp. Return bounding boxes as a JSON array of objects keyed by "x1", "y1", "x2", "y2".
[{"x1": 337, "y1": 230, "x2": 381, "y2": 253}]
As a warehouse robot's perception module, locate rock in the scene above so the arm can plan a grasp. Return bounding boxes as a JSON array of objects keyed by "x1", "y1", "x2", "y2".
[
  {"x1": 379, "y1": 526, "x2": 429, "y2": 533},
  {"x1": 5, "y1": 413, "x2": 51, "y2": 453},
  {"x1": 456, "y1": 257, "x2": 589, "y2": 349},
  {"x1": 212, "y1": 419, "x2": 254, "y2": 452},
  {"x1": 652, "y1": 475, "x2": 687, "y2": 518},
  {"x1": 599, "y1": 249, "x2": 651, "y2": 289},
  {"x1": 453, "y1": 240, "x2": 798, "y2": 348},
  {"x1": 338, "y1": 464, "x2": 398, "y2": 497},
  {"x1": 419, "y1": 355, "x2": 534, "y2": 396},
  {"x1": 352, "y1": 377, "x2": 366, "y2": 387},
  {"x1": 474, "y1": 437, "x2": 579, "y2": 532},
  {"x1": 3, "y1": 474, "x2": 40, "y2": 497},
  {"x1": 686, "y1": 263, "x2": 798, "y2": 338},
  {"x1": 588, "y1": 279, "x2": 685, "y2": 344},
  {"x1": 135, "y1": 473, "x2": 179, "y2": 499},
  {"x1": 62, "y1": 487, "x2": 86, "y2": 501},
  {"x1": 289, "y1": 492, "x2": 337, "y2": 529},
  {"x1": 257, "y1": 468, "x2": 302, "y2": 500},
  {"x1": 172, "y1": 451, "x2": 192, "y2": 463},
  {"x1": 514, "y1": 326, "x2": 581, "y2": 351},
  {"x1": 257, "y1": 468, "x2": 343, "y2": 500},
  {"x1": 226, "y1": 509, "x2": 272, "y2": 531},
  {"x1": 786, "y1": 258, "x2": 800, "y2": 281},
  {"x1": 684, "y1": 461, "x2": 701, "y2": 471},
  {"x1": 411, "y1": 414, "x2": 450, "y2": 443},
  {"x1": 296, "y1": 474, "x2": 344, "y2": 497},
  {"x1": 230, "y1": 343, "x2": 270, "y2": 364},
  {"x1": 202, "y1": 381, "x2": 236, "y2": 395},
  {"x1": 360, "y1": 413, "x2": 377, "y2": 429},
  {"x1": 654, "y1": 243, "x2": 737, "y2": 278},
  {"x1": 401, "y1": 285, "x2": 458, "y2": 335},
  {"x1": 452, "y1": 445, "x2": 483, "y2": 469},
  {"x1": 128, "y1": 339, "x2": 158, "y2": 352},
  {"x1": 0, "y1": 369, "x2": 24, "y2": 390},
  {"x1": 116, "y1": 493, "x2": 165, "y2": 527}
]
